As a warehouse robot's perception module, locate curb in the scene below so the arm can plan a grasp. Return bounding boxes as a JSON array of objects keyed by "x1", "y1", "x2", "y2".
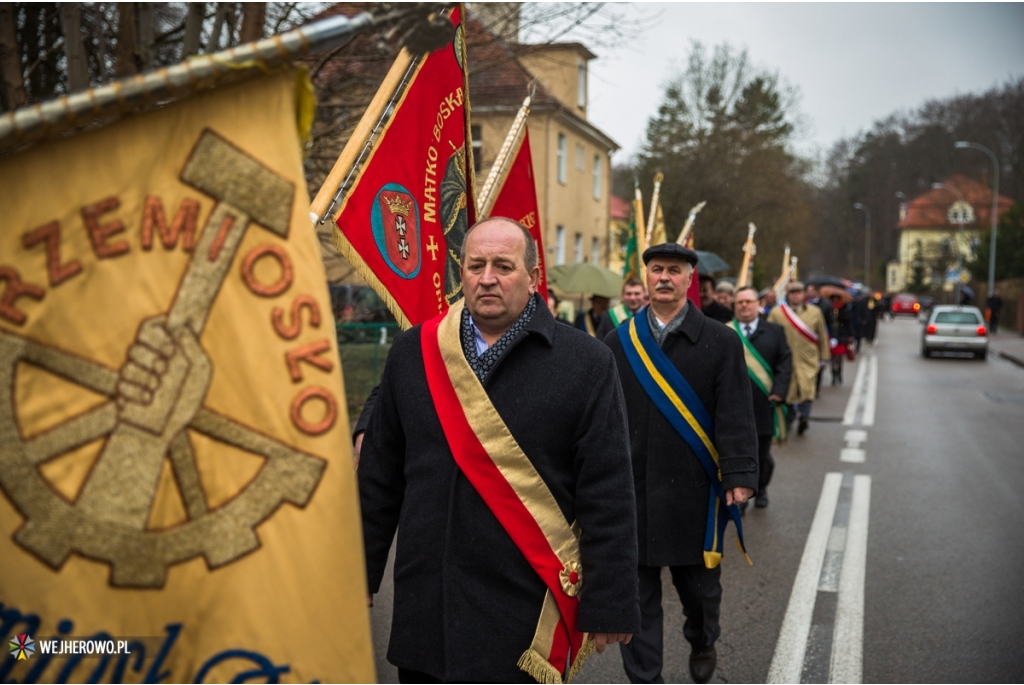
[{"x1": 992, "y1": 348, "x2": 1024, "y2": 369}]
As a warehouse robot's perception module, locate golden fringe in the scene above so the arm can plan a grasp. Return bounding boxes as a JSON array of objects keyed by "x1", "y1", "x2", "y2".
[
  {"x1": 517, "y1": 649, "x2": 564, "y2": 685},
  {"x1": 565, "y1": 634, "x2": 595, "y2": 683},
  {"x1": 332, "y1": 228, "x2": 413, "y2": 331}
]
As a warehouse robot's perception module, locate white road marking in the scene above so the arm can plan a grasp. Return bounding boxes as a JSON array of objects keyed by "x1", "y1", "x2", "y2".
[
  {"x1": 840, "y1": 448, "x2": 865, "y2": 463},
  {"x1": 842, "y1": 361, "x2": 868, "y2": 426},
  {"x1": 767, "y1": 473, "x2": 843, "y2": 684},
  {"x1": 829, "y1": 475, "x2": 871, "y2": 684},
  {"x1": 841, "y1": 430, "x2": 868, "y2": 463},
  {"x1": 843, "y1": 430, "x2": 867, "y2": 447},
  {"x1": 861, "y1": 356, "x2": 878, "y2": 427}
]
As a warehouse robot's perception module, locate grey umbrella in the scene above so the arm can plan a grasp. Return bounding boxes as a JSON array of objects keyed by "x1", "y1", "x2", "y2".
[{"x1": 694, "y1": 250, "x2": 730, "y2": 273}]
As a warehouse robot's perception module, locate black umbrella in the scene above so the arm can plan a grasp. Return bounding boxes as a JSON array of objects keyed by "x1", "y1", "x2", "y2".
[{"x1": 805, "y1": 274, "x2": 847, "y2": 288}]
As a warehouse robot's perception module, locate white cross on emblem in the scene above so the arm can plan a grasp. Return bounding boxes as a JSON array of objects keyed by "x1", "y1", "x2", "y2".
[
  {"x1": 397, "y1": 238, "x2": 410, "y2": 259},
  {"x1": 395, "y1": 215, "x2": 407, "y2": 237}
]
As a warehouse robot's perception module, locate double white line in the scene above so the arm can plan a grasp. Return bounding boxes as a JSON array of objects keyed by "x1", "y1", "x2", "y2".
[
  {"x1": 770, "y1": 354, "x2": 876, "y2": 684},
  {"x1": 842, "y1": 355, "x2": 877, "y2": 427},
  {"x1": 768, "y1": 473, "x2": 872, "y2": 684}
]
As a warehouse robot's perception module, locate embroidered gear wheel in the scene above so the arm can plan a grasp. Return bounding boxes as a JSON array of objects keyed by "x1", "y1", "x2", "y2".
[{"x1": 0, "y1": 330, "x2": 325, "y2": 588}]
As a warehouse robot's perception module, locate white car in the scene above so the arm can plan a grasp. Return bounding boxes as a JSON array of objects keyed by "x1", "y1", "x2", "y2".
[{"x1": 921, "y1": 305, "x2": 988, "y2": 359}]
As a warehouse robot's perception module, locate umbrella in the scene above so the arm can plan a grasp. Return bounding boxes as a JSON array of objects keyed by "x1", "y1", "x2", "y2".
[
  {"x1": 547, "y1": 263, "x2": 623, "y2": 298},
  {"x1": 820, "y1": 284, "x2": 853, "y2": 303},
  {"x1": 806, "y1": 274, "x2": 848, "y2": 289},
  {"x1": 694, "y1": 250, "x2": 730, "y2": 273}
]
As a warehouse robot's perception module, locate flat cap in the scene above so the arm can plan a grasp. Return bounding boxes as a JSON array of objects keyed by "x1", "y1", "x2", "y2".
[
  {"x1": 643, "y1": 243, "x2": 698, "y2": 266},
  {"x1": 787, "y1": 280, "x2": 805, "y2": 292}
]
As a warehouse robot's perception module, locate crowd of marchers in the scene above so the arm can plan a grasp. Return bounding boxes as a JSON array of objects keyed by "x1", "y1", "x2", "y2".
[{"x1": 349, "y1": 217, "x2": 865, "y2": 684}]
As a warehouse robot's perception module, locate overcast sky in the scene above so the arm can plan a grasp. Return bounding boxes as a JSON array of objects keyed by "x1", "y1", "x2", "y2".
[{"x1": 582, "y1": 3, "x2": 1024, "y2": 163}]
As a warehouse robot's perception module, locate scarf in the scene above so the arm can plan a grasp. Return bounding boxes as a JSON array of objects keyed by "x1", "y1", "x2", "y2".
[{"x1": 460, "y1": 294, "x2": 538, "y2": 382}]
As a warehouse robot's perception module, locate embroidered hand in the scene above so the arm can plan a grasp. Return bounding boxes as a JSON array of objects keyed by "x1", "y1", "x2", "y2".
[{"x1": 117, "y1": 315, "x2": 211, "y2": 438}]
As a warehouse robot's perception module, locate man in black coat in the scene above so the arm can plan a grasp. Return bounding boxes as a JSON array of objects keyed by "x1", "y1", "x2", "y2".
[
  {"x1": 359, "y1": 218, "x2": 640, "y2": 683},
  {"x1": 605, "y1": 244, "x2": 759, "y2": 684},
  {"x1": 732, "y1": 285, "x2": 792, "y2": 509},
  {"x1": 698, "y1": 273, "x2": 734, "y2": 323}
]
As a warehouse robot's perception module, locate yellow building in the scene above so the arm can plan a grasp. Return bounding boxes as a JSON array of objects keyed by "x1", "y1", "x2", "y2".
[
  {"x1": 887, "y1": 174, "x2": 1013, "y2": 293},
  {"x1": 468, "y1": 16, "x2": 618, "y2": 268}
]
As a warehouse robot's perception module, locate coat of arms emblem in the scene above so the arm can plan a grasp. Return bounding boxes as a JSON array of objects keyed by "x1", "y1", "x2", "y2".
[{"x1": 371, "y1": 184, "x2": 421, "y2": 279}]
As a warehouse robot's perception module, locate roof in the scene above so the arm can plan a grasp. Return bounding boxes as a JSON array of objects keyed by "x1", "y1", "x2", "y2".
[
  {"x1": 898, "y1": 174, "x2": 1014, "y2": 229},
  {"x1": 610, "y1": 195, "x2": 631, "y2": 220},
  {"x1": 309, "y1": 4, "x2": 618, "y2": 151}
]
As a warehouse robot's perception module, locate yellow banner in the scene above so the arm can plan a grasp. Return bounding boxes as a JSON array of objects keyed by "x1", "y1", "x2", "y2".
[{"x1": 0, "y1": 69, "x2": 374, "y2": 682}]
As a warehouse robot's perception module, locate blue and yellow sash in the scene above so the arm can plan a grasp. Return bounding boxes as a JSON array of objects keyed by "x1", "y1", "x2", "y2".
[{"x1": 619, "y1": 311, "x2": 751, "y2": 568}]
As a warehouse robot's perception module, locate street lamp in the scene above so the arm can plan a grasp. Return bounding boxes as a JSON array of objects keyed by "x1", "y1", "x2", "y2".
[
  {"x1": 853, "y1": 202, "x2": 871, "y2": 288},
  {"x1": 954, "y1": 141, "x2": 1000, "y2": 301},
  {"x1": 932, "y1": 182, "x2": 967, "y2": 304}
]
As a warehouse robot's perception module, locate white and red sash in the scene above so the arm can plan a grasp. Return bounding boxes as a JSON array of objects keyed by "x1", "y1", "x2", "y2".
[
  {"x1": 420, "y1": 299, "x2": 591, "y2": 683},
  {"x1": 779, "y1": 302, "x2": 819, "y2": 345}
]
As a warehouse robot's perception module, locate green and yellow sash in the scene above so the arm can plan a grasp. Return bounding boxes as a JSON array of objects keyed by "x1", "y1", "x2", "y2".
[
  {"x1": 730, "y1": 320, "x2": 788, "y2": 444},
  {"x1": 608, "y1": 303, "x2": 634, "y2": 327},
  {"x1": 618, "y1": 313, "x2": 750, "y2": 568}
]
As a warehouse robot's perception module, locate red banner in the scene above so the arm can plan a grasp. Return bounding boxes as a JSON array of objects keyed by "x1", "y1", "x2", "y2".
[
  {"x1": 489, "y1": 129, "x2": 549, "y2": 298},
  {"x1": 683, "y1": 230, "x2": 702, "y2": 310},
  {"x1": 333, "y1": 6, "x2": 475, "y2": 328}
]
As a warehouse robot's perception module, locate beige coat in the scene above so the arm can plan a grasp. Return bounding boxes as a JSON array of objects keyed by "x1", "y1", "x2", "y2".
[{"x1": 768, "y1": 303, "x2": 831, "y2": 404}]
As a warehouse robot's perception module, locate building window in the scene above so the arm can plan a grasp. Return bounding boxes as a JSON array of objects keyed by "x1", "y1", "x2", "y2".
[
  {"x1": 574, "y1": 233, "x2": 583, "y2": 263},
  {"x1": 471, "y1": 125, "x2": 482, "y2": 173},
  {"x1": 577, "y1": 61, "x2": 587, "y2": 109},
  {"x1": 591, "y1": 237, "x2": 601, "y2": 265},
  {"x1": 576, "y1": 143, "x2": 585, "y2": 171},
  {"x1": 592, "y1": 154, "x2": 602, "y2": 200},
  {"x1": 556, "y1": 225, "x2": 566, "y2": 265},
  {"x1": 557, "y1": 133, "x2": 567, "y2": 184}
]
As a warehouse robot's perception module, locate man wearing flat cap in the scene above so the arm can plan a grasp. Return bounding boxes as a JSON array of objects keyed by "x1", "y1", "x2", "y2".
[
  {"x1": 604, "y1": 242, "x2": 759, "y2": 684},
  {"x1": 768, "y1": 281, "x2": 831, "y2": 436}
]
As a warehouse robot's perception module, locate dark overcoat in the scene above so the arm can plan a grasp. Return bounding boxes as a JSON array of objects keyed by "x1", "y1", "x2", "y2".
[
  {"x1": 359, "y1": 299, "x2": 641, "y2": 681},
  {"x1": 744, "y1": 318, "x2": 793, "y2": 437},
  {"x1": 604, "y1": 306, "x2": 759, "y2": 567}
]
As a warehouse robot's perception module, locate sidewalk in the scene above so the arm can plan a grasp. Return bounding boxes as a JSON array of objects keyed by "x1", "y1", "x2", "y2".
[{"x1": 989, "y1": 329, "x2": 1024, "y2": 368}]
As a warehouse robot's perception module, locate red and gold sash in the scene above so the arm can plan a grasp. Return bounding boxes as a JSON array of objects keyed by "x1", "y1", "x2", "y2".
[
  {"x1": 420, "y1": 299, "x2": 592, "y2": 683},
  {"x1": 779, "y1": 302, "x2": 819, "y2": 345}
]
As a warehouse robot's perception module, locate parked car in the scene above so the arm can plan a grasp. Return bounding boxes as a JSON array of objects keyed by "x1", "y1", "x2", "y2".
[
  {"x1": 921, "y1": 305, "x2": 988, "y2": 359},
  {"x1": 892, "y1": 293, "x2": 921, "y2": 316}
]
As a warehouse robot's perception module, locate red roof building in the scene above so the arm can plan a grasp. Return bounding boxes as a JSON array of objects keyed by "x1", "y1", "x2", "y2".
[{"x1": 888, "y1": 174, "x2": 1013, "y2": 293}]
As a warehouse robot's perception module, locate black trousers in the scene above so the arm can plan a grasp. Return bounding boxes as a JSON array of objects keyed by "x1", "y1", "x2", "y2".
[
  {"x1": 619, "y1": 564, "x2": 722, "y2": 684},
  {"x1": 757, "y1": 433, "x2": 774, "y2": 494}
]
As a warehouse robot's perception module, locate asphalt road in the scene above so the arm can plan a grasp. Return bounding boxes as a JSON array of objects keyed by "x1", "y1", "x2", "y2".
[{"x1": 366, "y1": 316, "x2": 1024, "y2": 683}]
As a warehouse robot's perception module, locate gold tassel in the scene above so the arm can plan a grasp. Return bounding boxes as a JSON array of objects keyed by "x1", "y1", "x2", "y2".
[
  {"x1": 565, "y1": 634, "x2": 595, "y2": 683},
  {"x1": 517, "y1": 649, "x2": 564, "y2": 684}
]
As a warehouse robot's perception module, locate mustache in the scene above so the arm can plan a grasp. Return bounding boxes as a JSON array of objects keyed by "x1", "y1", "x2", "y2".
[{"x1": 655, "y1": 284, "x2": 676, "y2": 291}]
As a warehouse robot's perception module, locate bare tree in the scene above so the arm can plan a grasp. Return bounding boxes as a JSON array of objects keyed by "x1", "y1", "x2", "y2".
[
  {"x1": 182, "y1": 3, "x2": 206, "y2": 57},
  {"x1": 137, "y1": 2, "x2": 156, "y2": 70},
  {"x1": 60, "y1": 4, "x2": 90, "y2": 92},
  {"x1": 0, "y1": 3, "x2": 26, "y2": 110},
  {"x1": 114, "y1": 2, "x2": 137, "y2": 76},
  {"x1": 239, "y1": 2, "x2": 266, "y2": 43}
]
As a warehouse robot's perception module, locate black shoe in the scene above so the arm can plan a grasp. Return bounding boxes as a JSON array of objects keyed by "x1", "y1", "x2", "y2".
[
  {"x1": 755, "y1": 493, "x2": 769, "y2": 508},
  {"x1": 798, "y1": 417, "x2": 809, "y2": 435},
  {"x1": 689, "y1": 646, "x2": 717, "y2": 684}
]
